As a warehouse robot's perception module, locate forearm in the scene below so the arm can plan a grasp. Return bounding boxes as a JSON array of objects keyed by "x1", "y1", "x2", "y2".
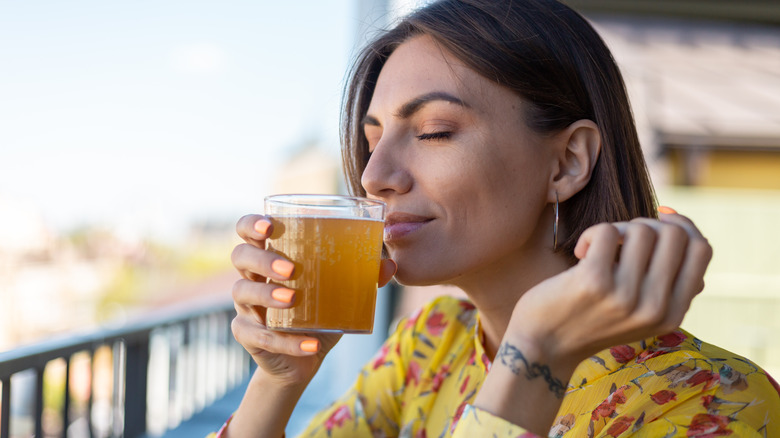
[
  {"x1": 472, "y1": 338, "x2": 576, "y2": 436},
  {"x1": 224, "y1": 368, "x2": 308, "y2": 438}
]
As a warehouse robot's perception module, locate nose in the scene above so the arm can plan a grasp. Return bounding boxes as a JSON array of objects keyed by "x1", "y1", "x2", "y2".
[{"x1": 361, "y1": 136, "x2": 412, "y2": 197}]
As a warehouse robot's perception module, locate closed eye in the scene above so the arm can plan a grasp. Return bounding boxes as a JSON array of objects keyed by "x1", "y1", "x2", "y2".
[{"x1": 416, "y1": 132, "x2": 452, "y2": 141}]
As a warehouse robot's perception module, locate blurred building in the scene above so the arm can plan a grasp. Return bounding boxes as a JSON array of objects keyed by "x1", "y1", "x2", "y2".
[
  {"x1": 272, "y1": 139, "x2": 342, "y2": 195},
  {"x1": 585, "y1": 11, "x2": 780, "y2": 190},
  {"x1": 561, "y1": 0, "x2": 780, "y2": 378}
]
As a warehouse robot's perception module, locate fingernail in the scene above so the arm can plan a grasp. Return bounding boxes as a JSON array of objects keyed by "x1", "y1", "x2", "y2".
[
  {"x1": 300, "y1": 339, "x2": 319, "y2": 353},
  {"x1": 657, "y1": 206, "x2": 678, "y2": 215},
  {"x1": 271, "y1": 288, "x2": 295, "y2": 304},
  {"x1": 254, "y1": 219, "x2": 271, "y2": 235},
  {"x1": 389, "y1": 259, "x2": 398, "y2": 276},
  {"x1": 271, "y1": 259, "x2": 295, "y2": 278}
]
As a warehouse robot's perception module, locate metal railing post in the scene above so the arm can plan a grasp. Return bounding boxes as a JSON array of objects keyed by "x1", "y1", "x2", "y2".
[
  {"x1": 34, "y1": 367, "x2": 44, "y2": 438},
  {"x1": 123, "y1": 337, "x2": 150, "y2": 437},
  {"x1": 63, "y1": 357, "x2": 71, "y2": 438},
  {"x1": 1, "y1": 377, "x2": 10, "y2": 438}
]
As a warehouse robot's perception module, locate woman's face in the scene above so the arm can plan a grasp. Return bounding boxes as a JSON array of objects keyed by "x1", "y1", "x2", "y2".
[{"x1": 361, "y1": 35, "x2": 557, "y2": 286}]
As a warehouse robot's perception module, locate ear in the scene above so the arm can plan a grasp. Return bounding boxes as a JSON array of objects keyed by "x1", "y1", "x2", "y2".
[{"x1": 548, "y1": 119, "x2": 601, "y2": 203}]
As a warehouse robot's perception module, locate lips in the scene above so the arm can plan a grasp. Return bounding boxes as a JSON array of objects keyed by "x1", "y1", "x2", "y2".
[{"x1": 384, "y1": 212, "x2": 433, "y2": 242}]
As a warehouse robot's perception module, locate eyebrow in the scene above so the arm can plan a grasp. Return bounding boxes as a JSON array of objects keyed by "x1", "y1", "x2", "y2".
[{"x1": 361, "y1": 91, "x2": 468, "y2": 127}]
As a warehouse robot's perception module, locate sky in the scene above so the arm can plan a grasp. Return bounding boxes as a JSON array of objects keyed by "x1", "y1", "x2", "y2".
[{"x1": 0, "y1": 0, "x2": 392, "y2": 241}]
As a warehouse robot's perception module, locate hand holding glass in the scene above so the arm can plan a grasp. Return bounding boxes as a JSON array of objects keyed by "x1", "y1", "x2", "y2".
[{"x1": 264, "y1": 194, "x2": 386, "y2": 333}]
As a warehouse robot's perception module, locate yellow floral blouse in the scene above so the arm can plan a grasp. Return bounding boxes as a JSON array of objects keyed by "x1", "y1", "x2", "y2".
[{"x1": 214, "y1": 296, "x2": 780, "y2": 437}]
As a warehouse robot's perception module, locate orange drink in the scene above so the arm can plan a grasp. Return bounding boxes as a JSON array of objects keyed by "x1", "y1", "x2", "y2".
[{"x1": 264, "y1": 195, "x2": 386, "y2": 333}]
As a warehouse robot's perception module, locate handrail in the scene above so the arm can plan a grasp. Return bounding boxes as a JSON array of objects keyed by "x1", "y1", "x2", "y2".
[
  {"x1": 0, "y1": 297, "x2": 251, "y2": 438},
  {"x1": 0, "y1": 299, "x2": 230, "y2": 373}
]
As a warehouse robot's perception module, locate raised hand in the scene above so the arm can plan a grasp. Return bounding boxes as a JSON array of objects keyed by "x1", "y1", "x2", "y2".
[
  {"x1": 230, "y1": 214, "x2": 397, "y2": 386},
  {"x1": 510, "y1": 210, "x2": 712, "y2": 369},
  {"x1": 475, "y1": 210, "x2": 713, "y2": 435}
]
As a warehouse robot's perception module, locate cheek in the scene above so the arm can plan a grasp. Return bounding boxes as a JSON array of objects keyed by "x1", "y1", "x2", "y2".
[{"x1": 468, "y1": 153, "x2": 550, "y2": 234}]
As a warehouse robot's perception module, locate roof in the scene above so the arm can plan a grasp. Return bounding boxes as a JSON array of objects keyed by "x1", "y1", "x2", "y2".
[{"x1": 591, "y1": 15, "x2": 780, "y2": 151}]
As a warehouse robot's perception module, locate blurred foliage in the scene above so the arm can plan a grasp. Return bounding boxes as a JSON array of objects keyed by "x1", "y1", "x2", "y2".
[{"x1": 59, "y1": 223, "x2": 235, "y2": 324}]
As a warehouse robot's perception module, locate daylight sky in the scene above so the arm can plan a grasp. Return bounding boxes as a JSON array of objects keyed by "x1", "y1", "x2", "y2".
[{"x1": 0, "y1": 0, "x2": 404, "y2": 240}]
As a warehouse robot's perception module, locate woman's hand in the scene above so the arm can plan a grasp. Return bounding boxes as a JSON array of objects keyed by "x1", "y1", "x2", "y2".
[
  {"x1": 230, "y1": 214, "x2": 397, "y2": 387},
  {"x1": 473, "y1": 210, "x2": 712, "y2": 435},
  {"x1": 511, "y1": 210, "x2": 713, "y2": 373}
]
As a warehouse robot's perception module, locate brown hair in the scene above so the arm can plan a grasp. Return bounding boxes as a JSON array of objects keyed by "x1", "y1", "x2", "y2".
[{"x1": 341, "y1": 0, "x2": 657, "y2": 256}]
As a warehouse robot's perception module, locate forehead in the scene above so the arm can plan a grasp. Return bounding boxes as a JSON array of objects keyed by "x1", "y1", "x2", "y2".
[{"x1": 369, "y1": 35, "x2": 496, "y2": 113}]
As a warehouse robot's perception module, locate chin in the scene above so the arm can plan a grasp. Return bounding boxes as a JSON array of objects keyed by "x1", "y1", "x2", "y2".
[{"x1": 393, "y1": 264, "x2": 452, "y2": 287}]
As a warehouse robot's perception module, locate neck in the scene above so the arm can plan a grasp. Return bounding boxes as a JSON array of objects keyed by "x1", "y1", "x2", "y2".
[{"x1": 450, "y1": 247, "x2": 573, "y2": 360}]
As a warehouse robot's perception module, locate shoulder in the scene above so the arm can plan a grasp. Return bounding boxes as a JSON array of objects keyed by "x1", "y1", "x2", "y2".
[
  {"x1": 566, "y1": 330, "x2": 780, "y2": 436},
  {"x1": 631, "y1": 330, "x2": 780, "y2": 425},
  {"x1": 650, "y1": 330, "x2": 780, "y2": 397}
]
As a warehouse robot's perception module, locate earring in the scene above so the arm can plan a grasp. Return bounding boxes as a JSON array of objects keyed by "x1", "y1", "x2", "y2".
[{"x1": 553, "y1": 192, "x2": 559, "y2": 251}]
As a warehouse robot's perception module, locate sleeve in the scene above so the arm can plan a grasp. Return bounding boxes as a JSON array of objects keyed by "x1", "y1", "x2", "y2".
[
  {"x1": 207, "y1": 415, "x2": 231, "y2": 438},
  {"x1": 452, "y1": 405, "x2": 535, "y2": 437},
  {"x1": 296, "y1": 319, "x2": 410, "y2": 437}
]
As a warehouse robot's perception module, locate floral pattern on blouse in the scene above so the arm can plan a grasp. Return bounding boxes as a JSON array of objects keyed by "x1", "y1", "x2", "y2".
[{"x1": 296, "y1": 296, "x2": 780, "y2": 437}]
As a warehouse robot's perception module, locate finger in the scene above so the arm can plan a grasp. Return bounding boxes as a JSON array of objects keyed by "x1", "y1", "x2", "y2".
[
  {"x1": 232, "y1": 279, "x2": 295, "y2": 308},
  {"x1": 613, "y1": 221, "x2": 657, "y2": 306},
  {"x1": 665, "y1": 231, "x2": 713, "y2": 328},
  {"x1": 635, "y1": 221, "x2": 689, "y2": 326},
  {"x1": 231, "y1": 243, "x2": 296, "y2": 282},
  {"x1": 653, "y1": 209, "x2": 712, "y2": 306},
  {"x1": 657, "y1": 209, "x2": 706, "y2": 241},
  {"x1": 378, "y1": 259, "x2": 397, "y2": 288},
  {"x1": 236, "y1": 214, "x2": 274, "y2": 247},
  {"x1": 232, "y1": 315, "x2": 322, "y2": 357},
  {"x1": 574, "y1": 223, "x2": 621, "y2": 267}
]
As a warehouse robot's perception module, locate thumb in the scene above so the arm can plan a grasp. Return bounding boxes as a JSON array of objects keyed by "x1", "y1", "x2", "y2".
[{"x1": 378, "y1": 259, "x2": 397, "y2": 288}]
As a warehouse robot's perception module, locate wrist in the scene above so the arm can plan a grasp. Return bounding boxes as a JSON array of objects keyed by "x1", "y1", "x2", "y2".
[
  {"x1": 473, "y1": 336, "x2": 576, "y2": 435},
  {"x1": 249, "y1": 367, "x2": 310, "y2": 394},
  {"x1": 227, "y1": 369, "x2": 308, "y2": 438},
  {"x1": 504, "y1": 304, "x2": 586, "y2": 376},
  {"x1": 494, "y1": 337, "x2": 575, "y2": 401}
]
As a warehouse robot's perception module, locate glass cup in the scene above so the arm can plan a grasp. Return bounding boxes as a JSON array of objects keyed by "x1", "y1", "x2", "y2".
[{"x1": 263, "y1": 194, "x2": 386, "y2": 333}]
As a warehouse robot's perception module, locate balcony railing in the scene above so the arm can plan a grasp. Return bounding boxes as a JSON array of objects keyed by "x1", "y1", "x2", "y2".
[{"x1": 0, "y1": 298, "x2": 250, "y2": 438}]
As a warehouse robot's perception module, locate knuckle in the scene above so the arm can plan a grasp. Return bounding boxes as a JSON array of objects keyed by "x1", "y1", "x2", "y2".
[
  {"x1": 628, "y1": 222, "x2": 656, "y2": 241},
  {"x1": 576, "y1": 267, "x2": 611, "y2": 299},
  {"x1": 629, "y1": 217, "x2": 655, "y2": 228},
  {"x1": 231, "y1": 316, "x2": 243, "y2": 339},
  {"x1": 659, "y1": 317, "x2": 682, "y2": 334},
  {"x1": 638, "y1": 306, "x2": 666, "y2": 327},
  {"x1": 236, "y1": 214, "x2": 256, "y2": 233},
  {"x1": 594, "y1": 223, "x2": 619, "y2": 239},
  {"x1": 231, "y1": 244, "x2": 247, "y2": 266},
  {"x1": 691, "y1": 239, "x2": 713, "y2": 262},
  {"x1": 661, "y1": 222, "x2": 688, "y2": 243},
  {"x1": 231, "y1": 279, "x2": 243, "y2": 301},
  {"x1": 609, "y1": 292, "x2": 637, "y2": 316},
  {"x1": 256, "y1": 330, "x2": 273, "y2": 350}
]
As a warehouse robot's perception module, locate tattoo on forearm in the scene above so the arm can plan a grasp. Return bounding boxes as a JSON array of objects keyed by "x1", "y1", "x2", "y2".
[{"x1": 496, "y1": 342, "x2": 566, "y2": 399}]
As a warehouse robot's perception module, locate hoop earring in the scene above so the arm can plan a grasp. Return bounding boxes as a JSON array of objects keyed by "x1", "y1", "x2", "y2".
[{"x1": 553, "y1": 192, "x2": 559, "y2": 251}]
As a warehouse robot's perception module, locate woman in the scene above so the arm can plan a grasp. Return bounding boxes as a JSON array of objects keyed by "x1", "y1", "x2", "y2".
[{"x1": 219, "y1": 0, "x2": 780, "y2": 436}]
